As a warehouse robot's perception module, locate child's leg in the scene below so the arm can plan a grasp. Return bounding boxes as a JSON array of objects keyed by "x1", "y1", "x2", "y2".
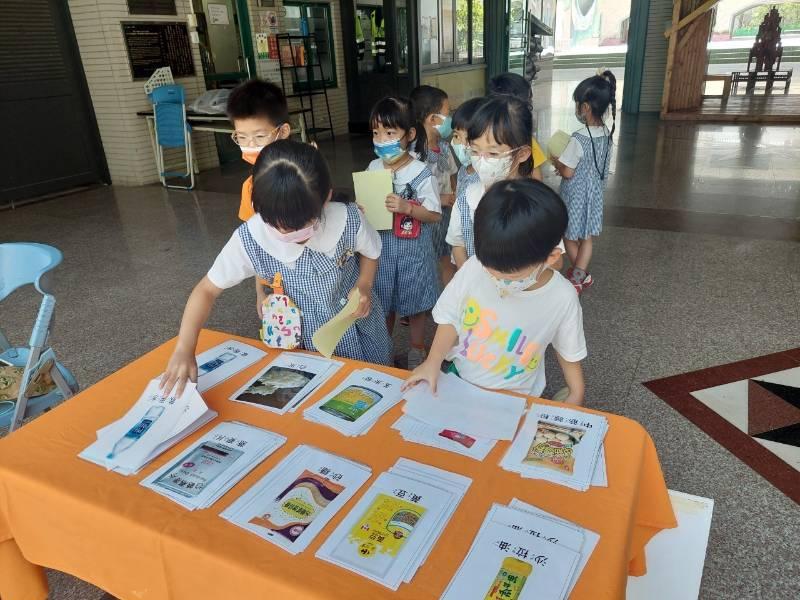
[
  {"x1": 408, "y1": 313, "x2": 427, "y2": 349},
  {"x1": 575, "y1": 237, "x2": 593, "y2": 272},
  {"x1": 438, "y1": 256, "x2": 456, "y2": 287},
  {"x1": 564, "y1": 239, "x2": 580, "y2": 266}
]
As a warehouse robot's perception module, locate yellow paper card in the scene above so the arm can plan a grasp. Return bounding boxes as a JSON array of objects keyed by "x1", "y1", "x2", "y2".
[
  {"x1": 312, "y1": 289, "x2": 361, "y2": 358},
  {"x1": 346, "y1": 493, "x2": 425, "y2": 559},
  {"x1": 353, "y1": 169, "x2": 393, "y2": 230},
  {"x1": 547, "y1": 130, "x2": 572, "y2": 160}
]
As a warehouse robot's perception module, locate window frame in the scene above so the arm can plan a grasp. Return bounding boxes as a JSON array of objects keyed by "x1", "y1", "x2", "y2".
[
  {"x1": 421, "y1": 0, "x2": 485, "y2": 72},
  {"x1": 283, "y1": 1, "x2": 338, "y2": 90}
]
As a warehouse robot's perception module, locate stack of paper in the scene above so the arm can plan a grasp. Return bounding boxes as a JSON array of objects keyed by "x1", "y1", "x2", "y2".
[
  {"x1": 192, "y1": 340, "x2": 267, "y2": 393},
  {"x1": 397, "y1": 373, "x2": 525, "y2": 461},
  {"x1": 79, "y1": 379, "x2": 217, "y2": 475},
  {"x1": 316, "y1": 458, "x2": 471, "y2": 590},
  {"x1": 303, "y1": 368, "x2": 403, "y2": 436},
  {"x1": 220, "y1": 445, "x2": 371, "y2": 554},
  {"x1": 500, "y1": 405, "x2": 608, "y2": 491},
  {"x1": 230, "y1": 352, "x2": 343, "y2": 415},
  {"x1": 139, "y1": 421, "x2": 286, "y2": 510},
  {"x1": 442, "y1": 499, "x2": 600, "y2": 600},
  {"x1": 391, "y1": 415, "x2": 496, "y2": 461}
]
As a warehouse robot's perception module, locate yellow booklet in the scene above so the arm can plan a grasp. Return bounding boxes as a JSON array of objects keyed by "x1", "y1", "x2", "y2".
[
  {"x1": 352, "y1": 169, "x2": 393, "y2": 230},
  {"x1": 311, "y1": 289, "x2": 361, "y2": 358}
]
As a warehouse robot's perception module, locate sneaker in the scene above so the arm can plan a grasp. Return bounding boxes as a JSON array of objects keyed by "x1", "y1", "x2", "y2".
[
  {"x1": 565, "y1": 266, "x2": 574, "y2": 281},
  {"x1": 568, "y1": 267, "x2": 586, "y2": 295},
  {"x1": 582, "y1": 273, "x2": 593, "y2": 289},
  {"x1": 407, "y1": 347, "x2": 427, "y2": 370}
]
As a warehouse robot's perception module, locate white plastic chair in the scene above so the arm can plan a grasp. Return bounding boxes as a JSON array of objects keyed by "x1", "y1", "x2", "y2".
[{"x1": 0, "y1": 243, "x2": 78, "y2": 432}]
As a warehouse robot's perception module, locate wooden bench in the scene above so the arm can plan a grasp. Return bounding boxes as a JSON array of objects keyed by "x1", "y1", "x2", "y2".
[
  {"x1": 731, "y1": 69, "x2": 793, "y2": 95},
  {"x1": 702, "y1": 74, "x2": 732, "y2": 100}
]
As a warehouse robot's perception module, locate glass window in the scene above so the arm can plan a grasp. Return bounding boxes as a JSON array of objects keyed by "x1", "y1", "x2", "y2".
[
  {"x1": 420, "y1": 0, "x2": 439, "y2": 65},
  {"x1": 283, "y1": 2, "x2": 337, "y2": 89},
  {"x1": 472, "y1": 0, "x2": 484, "y2": 60},
  {"x1": 456, "y1": 0, "x2": 469, "y2": 61},
  {"x1": 441, "y1": 0, "x2": 454, "y2": 63}
]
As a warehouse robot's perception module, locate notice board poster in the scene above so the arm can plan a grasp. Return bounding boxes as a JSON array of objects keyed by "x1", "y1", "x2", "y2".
[
  {"x1": 127, "y1": 1, "x2": 177, "y2": 15},
  {"x1": 122, "y1": 22, "x2": 195, "y2": 80}
]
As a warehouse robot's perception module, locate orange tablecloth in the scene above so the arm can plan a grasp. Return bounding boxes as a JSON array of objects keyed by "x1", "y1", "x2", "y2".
[{"x1": 0, "y1": 330, "x2": 676, "y2": 600}]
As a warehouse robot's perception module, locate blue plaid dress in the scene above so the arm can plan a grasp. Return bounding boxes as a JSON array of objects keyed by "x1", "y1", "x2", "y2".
[
  {"x1": 375, "y1": 166, "x2": 440, "y2": 317},
  {"x1": 237, "y1": 203, "x2": 392, "y2": 365},
  {"x1": 423, "y1": 141, "x2": 456, "y2": 258},
  {"x1": 454, "y1": 166, "x2": 482, "y2": 259},
  {"x1": 560, "y1": 129, "x2": 611, "y2": 240}
]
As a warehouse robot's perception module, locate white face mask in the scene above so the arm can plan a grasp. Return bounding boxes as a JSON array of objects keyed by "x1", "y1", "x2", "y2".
[
  {"x1": 472, "y1": 154, "x2": 514, "y2": 188},
  {"x1": 490, "y1": 263, "x2": 547, "y2": 297}
]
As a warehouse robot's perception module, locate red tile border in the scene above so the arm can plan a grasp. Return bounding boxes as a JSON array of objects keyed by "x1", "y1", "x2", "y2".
[{"x1": 644, "y1": 349, "x2": 800, "y2": 504}]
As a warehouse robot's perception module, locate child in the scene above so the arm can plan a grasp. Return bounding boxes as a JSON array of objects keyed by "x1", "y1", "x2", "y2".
[
  {"x1": 447, "y1": 95, "x2": 533, "y2": 268},
  {"x1": 409, "y1": 85, "x2": 458, "y2": 286},
  {"x1": 367, "y1": 96, "x2": 442, "y2": 370},
  {"x1": 488, "y1": 72, "x2": 546, "y2": 182},
  {"x1": 552, "y1": 70, "x2": 616, "y2": 294},
  {"x1": 161, "y1": 140, "x2": 392, "y2": 397},
  {"x1": 403, "y1": 179, "x2": 586, "y2": 405},
  {"x1": 226, "y1": 79, "x2": 292, "y2": 315}
]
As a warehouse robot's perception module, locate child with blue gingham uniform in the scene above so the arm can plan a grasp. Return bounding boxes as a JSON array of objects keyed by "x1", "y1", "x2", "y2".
[
  {"x1": 415, "y1": 140, "x2": 457, "y2": 258},
  {"x1": 559, "y1": 126, "x2": 611, "y2": 241},
  {"x1": 446, "y1": 164, "x2": 482, "y2": 263},
  {"x1": 367, "y1": 157, "x2": 441, "y2": 318},
  {"x1": 209, "y1": 202, "x2": 393, "y2": 365}
]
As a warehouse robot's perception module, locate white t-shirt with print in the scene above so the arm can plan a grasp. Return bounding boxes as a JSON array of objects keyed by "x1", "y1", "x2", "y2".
[
  {"x1": 432, "y1": 256, "x2": 586, "y2": 395},
  {"x1": 559, "y1": 126, "x2": 610, "y2": 169},
  {"x1": 207, "y1": 202, "x2": 382, "y2": 289},
  {"x1": 367, "y1": 157, "x2": 441, "y2": 214}
]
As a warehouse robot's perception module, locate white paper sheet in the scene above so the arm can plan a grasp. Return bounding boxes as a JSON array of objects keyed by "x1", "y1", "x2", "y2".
[{"x1": 402, "y1": 373, "x2": 526, "y2": 440}]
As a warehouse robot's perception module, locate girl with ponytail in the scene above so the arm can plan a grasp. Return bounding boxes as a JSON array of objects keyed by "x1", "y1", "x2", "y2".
[{"x1": 552, "y1": 69, "x2": 616, "y2": 294}]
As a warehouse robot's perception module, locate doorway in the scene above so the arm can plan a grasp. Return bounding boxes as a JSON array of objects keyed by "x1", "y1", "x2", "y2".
[
  {"x1": 192, "y1": 0, "x2": 256, "y2": 163},
  {"x1": 341, "y1": 0, "x2": 418, "y2": 133},
  {"x1": 0, "y1": 0, "x2": 108, "y2": 207}
]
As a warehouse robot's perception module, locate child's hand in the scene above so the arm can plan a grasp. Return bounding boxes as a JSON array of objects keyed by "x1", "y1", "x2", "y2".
[
  {"x1": 385, "y1": 193, "x2": 410, "y2": 215},
  {"x1": 256, "y1": 284, "x2": 267, "y2": 318},
  {"x1": 349, "y1": 285, "x2": 372, "y2": 319},
  {"x1": 160, "y1": 347, "x2": 197, "y2": 399},
  {"x1": 402, "y1": 358, "x2": 442, "y2": 394},
  {"x1": 440, "y1": 192, "x2": 455, "y2": 208}
]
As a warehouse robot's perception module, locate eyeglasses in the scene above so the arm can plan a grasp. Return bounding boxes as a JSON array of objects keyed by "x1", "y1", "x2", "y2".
[
  {"x1": 468, "y1": 146, "x2": 522, "y2": 160},
  {"x1": 230, "y1": 127, "x2": 281, "y2": 147}
]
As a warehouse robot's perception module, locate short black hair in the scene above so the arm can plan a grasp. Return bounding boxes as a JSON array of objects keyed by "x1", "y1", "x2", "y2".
[
  {"x1": 370, "y1": 96, "x2": 427, "y2": 159},
  {"x1": 467, "y1": 95, "x2": 533, "y2": 177},
  {"x1": 488, "y1": 72, "x2": 532, "y2": 109},
  {"x1": 409, "y1": 85, "x2": 448, "y2": 123},
  {"x1": 226, "y1": 79, "x2": 289, "y2": 126},
  {"x1": 252, "y1": 140, "x2": 331, "y2": 230},
  {"x1": 474, "y1": 179, "x2": 567, "y2": 272},
  {"x1": 451, "y1": 97, "x2": 485, "y2": 131}
]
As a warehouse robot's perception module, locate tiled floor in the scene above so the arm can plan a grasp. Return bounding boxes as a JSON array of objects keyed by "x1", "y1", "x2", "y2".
[{"x1": 1, "y1": 103, "x2": 799, "y2": 598}]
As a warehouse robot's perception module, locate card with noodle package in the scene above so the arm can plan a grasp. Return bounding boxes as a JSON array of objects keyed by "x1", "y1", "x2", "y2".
[{"x1": 522, "y1": 422, "x2": 585, "y2": 475}]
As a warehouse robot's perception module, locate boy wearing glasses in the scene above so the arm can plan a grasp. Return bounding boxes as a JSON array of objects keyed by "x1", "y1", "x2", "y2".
[{"x1": 226, "y1": 79, "x2": 291, "y2": 313}]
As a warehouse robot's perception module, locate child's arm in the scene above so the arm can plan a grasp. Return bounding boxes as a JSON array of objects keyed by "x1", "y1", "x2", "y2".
[
  {"x1": 401, "y1": 324, "x2": 459, "y2": 393},
  {"x1": 551, "y1": 157, "x2": 575, "y2": 179},
  {"x1": 161, "y1": 276, "x2": 223, "y2": 397},
  {"x1": 385, "y1": 194, "x2": 441, "y2": 223},
  {"x1": 452, "y1": 246, "x2": 468, "y2": 269},
  {"x1": 556, "y1": 352, "x2": 585, "y2": 406},
  {"x1": 255, "y1": 279, "x2": 267, "y2": 317},
  {"x1": 532, "y1": 166, "x2": 544, "y2": 182},
  {"x1": 350, "y1": 254, "x2": 378, "y2": 319}
]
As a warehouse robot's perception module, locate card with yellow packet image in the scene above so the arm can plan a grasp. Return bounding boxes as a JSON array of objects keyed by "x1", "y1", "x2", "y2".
[
  {"x1": 523, "y1": 422, "x2": 585, "y2": 475},
  {"x1": 485, "y1": 557, "x2": 533, "y2": 600}
]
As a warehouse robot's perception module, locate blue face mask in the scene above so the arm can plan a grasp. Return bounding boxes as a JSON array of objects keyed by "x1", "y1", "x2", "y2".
[
  {"x1": 373, "y1": 139, "x2": 405, "y2": 163},
  {"x1": 452, "y1": 142, "x2": 470, "y2": 166},
  {"x1": 434, "y1": 114, "x2": 452, "y2": 139}
]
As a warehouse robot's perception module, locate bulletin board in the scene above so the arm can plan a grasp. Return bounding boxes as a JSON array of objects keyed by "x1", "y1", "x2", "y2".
[{"x1": 122, "y1": 22, "x2": 196, "y2": 80}]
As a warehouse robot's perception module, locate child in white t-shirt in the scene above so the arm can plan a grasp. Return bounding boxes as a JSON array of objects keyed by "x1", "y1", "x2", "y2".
[
  {"x1": 161, "y1": 140, "x2": 392, "y2": 397},
  {"x1": 404, "y1": 179, "x2": 587, "y2": 405}
]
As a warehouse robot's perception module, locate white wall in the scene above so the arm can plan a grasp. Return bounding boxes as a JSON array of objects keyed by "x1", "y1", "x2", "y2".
[{"x1": 67, "y1": 0, "x2": 219, "y2": 186}]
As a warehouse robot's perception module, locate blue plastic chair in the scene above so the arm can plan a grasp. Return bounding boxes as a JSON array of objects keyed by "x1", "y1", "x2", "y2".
[
  {"x1": 149, "y1": 84, "x2": 195, "y2": 190},
  {"x1": 0, "y1": 243, "x2": 78, "y2": 432}
]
